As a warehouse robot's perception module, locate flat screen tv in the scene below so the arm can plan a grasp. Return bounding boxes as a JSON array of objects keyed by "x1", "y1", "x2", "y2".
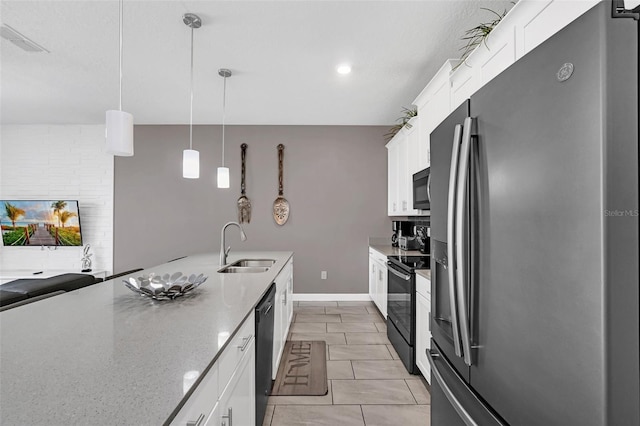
[{"x1": 1, "y1": 200, "x2": 83, "y2": 247}]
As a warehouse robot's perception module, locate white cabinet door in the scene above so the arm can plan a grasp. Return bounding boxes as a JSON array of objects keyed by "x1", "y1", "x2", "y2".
[
  {"x1": 286, "y1": 267, "x2": 294, "y2": 326},
  {"x1": 404, "y1": 122, "x2": 420, "y2": 216},
  {"x1": 397, "y1": 135, "x2": 409, "y2": 214},
  {"x1": 416, "y1": 291, "x2": 431, "y2": 384},
  {"x1": 217, "y1": 337, "x2": 255, "y2": 426},
  {"x1": 378, "y1": 262, "x2": 388, "y2": 319},
  {"x1": 370, "y1": 258, "x2": 388, "y2": 319},
  {"x1": 273, "y1": 258, "x2": 294, "y2": 378},
  {"x1": 369, "y1": 255, "x2": 376, "y2": 303},
  {"x1": 387, "y1": 139, "x2": 400, "y2": 215}
]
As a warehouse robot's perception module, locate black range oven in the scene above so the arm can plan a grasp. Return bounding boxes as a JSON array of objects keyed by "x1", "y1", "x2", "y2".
[{"x1": 387, "y1": 255, "x2": 430, "y2": 374}]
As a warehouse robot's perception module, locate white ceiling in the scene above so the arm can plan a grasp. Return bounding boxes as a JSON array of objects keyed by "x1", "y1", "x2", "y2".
[{"x1": 1, "y1": 0, "x2": 515, "y2": 126}]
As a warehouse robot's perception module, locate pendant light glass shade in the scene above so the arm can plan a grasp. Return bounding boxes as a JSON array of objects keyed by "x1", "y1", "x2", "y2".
[
  {"x1": 183, "y1": 149, "x2": 200, "y2": 179},
  {"x1": 106, "y1": 110, "x2": 134, "y2": 156},
  {"x1": 106, "y1": 0, "x2": 134, "y2": 157},
  {"x1": 217, "y1": 166, "x2": 230, "y2": 188}
]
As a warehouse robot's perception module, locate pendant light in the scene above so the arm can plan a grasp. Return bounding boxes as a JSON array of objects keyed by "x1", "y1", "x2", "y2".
[
  {"x1": 182, "y1": 13, "x2": 201, "y2": 179},
  {"x1": 217, "y1": 68, "x2": 232, "y2": 188},
  {"x1": 106, "y1": 0, "x2": 134, "y2": 156}
]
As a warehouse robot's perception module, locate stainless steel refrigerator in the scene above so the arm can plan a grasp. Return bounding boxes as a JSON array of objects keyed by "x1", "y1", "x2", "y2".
[{"x1": 428, "y1": 2, "x2": 639, "y2": 425}]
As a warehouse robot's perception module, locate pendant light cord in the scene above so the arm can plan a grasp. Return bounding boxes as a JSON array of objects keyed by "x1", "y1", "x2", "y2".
[
  {"x1": 118, "y1": 0, "x2": 123, "y2": 111},
  {"x1": 222, "y1": 75, "x2": 227, "y2": 167},
  {"x1": 189, "y1": 25, "x2": 194, "y2": 150}
]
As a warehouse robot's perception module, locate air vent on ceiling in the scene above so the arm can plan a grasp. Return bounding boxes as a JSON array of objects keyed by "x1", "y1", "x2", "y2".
[{"x1": 0, "y1": 24, "x2": 49, "y2": 53}]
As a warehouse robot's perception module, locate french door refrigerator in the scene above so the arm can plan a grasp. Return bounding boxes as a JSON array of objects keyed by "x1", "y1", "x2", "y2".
[{"x1": 428, "y1": 2, "x2": 639, "y2": 425}]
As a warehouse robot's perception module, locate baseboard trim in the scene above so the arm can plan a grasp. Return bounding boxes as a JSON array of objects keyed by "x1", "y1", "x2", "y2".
[{"x1": 292, "y1": 293, "x2": 371, "y2": 302}]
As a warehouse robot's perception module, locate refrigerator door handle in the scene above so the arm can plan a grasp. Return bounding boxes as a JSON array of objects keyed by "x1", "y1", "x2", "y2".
[
  {"x1": 427, "y1": 350, "x2": 478, "y2": 426},
  {"x1": 426, "y1": 173, "x2": 432, "y2": 203},
  {"x1": 455, "y1": 117, "x2": 474, "y2": 366},
  {"x1": 447, "y1": 124, "x2": 464, "y2": 358}
]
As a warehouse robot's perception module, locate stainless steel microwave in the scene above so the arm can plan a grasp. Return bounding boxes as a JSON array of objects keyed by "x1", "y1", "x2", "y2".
[{"x1": 412, "y1": 167, "x2": 431, "y2": 210}]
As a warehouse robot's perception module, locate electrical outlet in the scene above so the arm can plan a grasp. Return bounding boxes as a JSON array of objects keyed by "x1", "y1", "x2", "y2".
[{"x1": 321, "y1": 271, "x2": 327, "y2": 280}]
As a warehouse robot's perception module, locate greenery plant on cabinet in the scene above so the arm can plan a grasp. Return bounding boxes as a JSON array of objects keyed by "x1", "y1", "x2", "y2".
[
  {"x1": 385, "y1": 107, "x2": 418, "y2": 141},
  {"x1": 454, "y1": 6, "x2": 510, "y2": 70}
]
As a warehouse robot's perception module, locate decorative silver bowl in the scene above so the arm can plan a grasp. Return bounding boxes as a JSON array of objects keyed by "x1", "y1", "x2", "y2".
[{"x1": 123, "y1": 272, "x2": 208, "y2": 300}]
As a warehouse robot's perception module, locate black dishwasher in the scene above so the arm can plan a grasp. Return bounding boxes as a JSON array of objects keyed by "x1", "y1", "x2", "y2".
[{"x1": 255, "y1": 283, "x2": 275, "y2": 426}]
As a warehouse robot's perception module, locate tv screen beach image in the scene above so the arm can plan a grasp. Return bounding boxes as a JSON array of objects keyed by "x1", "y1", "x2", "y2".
[{"x1": 1, "y1": 200, "x2": 83, "y2": 246}]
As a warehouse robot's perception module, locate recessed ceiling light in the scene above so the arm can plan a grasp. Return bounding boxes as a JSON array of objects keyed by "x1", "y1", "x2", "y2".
[{"x1": 336, "y1": 64, "x2": 352, "y2": 75}]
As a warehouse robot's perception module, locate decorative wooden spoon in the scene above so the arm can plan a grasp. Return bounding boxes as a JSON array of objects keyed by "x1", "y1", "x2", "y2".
[
  {"x1": 273, "y1": 144, "x2": 289, "y2": 225},
  {"x1": 237, "y1": 143, "x2": 251, "y2": 223}
]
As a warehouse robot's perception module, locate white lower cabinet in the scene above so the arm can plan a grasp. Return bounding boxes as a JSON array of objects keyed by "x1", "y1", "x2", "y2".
[
  {"x1": 368, "y1": 248, "x2": 388, "y2": 319},
  {"x1": 415, "y1": 274, "x2": 431, "y2": 384},
  {"x1": 170, "y1": 312, "x2": 255, "y2": 426},
  {"x1": 273, "y1": 257, "x2": 294, "y2": 379},
  {"x1": 213, "y1": 336, "x2": 256, "y2": 426}
]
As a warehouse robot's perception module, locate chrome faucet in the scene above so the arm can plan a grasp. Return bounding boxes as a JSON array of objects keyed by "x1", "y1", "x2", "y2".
[{"x1": 220, "y1": 221, "x2": 247, "y2": 266}]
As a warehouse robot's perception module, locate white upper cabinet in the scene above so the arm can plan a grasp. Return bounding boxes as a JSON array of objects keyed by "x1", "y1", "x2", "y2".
[
  {"x1": 393, "y1": 0, "x2": 601, "y2": 216},
  {"x1": 386, "y1": 117, "x2": 423, "y2": 217},
  {"x1": 514, "y1": 0, "x2": 599, "y2": 60},
  {"x1": 414, "y1": 60, "x2": 457, "y2": 170},
  {"x1": 387, "y1": 137, "x2": 401, "y2": 216}
]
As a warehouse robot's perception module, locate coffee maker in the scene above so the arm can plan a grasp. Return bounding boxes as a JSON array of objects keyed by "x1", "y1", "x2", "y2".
[
  {"x1": 392, "y1": 221, "x2": 400, "y2": 247},
  {"x1": 393, "y1": 221, "x2": 421, "y2": 249},
  {"x1": 416, "y1": 226, "x2": 430, "y2": 254}
]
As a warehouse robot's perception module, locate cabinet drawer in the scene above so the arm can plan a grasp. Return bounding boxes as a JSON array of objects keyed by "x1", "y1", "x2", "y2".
[
  {"x1": 170, "y1": 364, "x2": 219, "y2": 426},
  {"x1": 218, "y1": 311, "x2": 255, "y2": 395}
]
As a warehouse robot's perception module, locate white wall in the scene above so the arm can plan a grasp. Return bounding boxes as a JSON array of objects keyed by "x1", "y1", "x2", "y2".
[{"x1": 0, "y1": 125, "x2": 113, "y2": 274}]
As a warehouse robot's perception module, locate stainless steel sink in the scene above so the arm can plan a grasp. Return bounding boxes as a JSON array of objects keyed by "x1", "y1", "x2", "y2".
[
  {"x1": 218, "y1": 259, "x2": 275, "y2": 273},
  {"x1": 219, "y1": 266, "x2": 270, "y2": 273},
  {"x1": 229, "y1": 259, "x2": 276, "y2": 268}
]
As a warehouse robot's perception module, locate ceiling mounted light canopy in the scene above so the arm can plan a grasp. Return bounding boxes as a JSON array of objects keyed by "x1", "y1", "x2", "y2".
[
  {"x1": 217, "y1": 68, "x2": 232, "y2": 189},
  {"x1": 106, "y1": 0, "x2": 134, "y2": 156},
  {"x1": 182, "y1": 13, "x2": 201, "y2": 179}
]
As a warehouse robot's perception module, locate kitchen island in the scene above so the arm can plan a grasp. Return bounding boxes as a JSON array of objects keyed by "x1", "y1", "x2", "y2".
[{"x1": 0, "y1": 251, "x2": 293, "y2": 426}]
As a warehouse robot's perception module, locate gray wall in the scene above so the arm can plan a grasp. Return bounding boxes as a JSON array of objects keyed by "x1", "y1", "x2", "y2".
[{"x1": 114, "y1": 125, "x2": 389, "y2": 294}]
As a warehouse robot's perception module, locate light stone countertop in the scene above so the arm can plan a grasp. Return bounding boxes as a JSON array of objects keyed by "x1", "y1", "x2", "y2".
[{"x1": 0, "y1": 250, "x2": 293, "y2": 426}]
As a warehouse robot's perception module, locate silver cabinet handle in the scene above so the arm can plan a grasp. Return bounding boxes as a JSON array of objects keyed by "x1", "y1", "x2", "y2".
[
  {"x1": 427, "y1": 351, "x2": 478, "y2": 426},
  {"x1": 387, "y1": 264, "x2": 411, "y2": 281},
  {"x1": 187, "y1": 413, "x2": 205, "y2": 426},
  {"x1": 265, "y1": 304, "x2": 273, "y2": 315},
  {"x1": 447, "y1": 124, "x2": 463, "y2": 359},
  {"x1": 455, "y1": 117, "x2": 474, "y2": 366},
  {"x1": 426, "y1": 173, "x2": 432, "y2": 203},
  {"x1": 221, "y1": 407, "x2": 232, "y2": 426},
  {"x1": 237, "y1": 336, "x2": 251, "y2": 352}
]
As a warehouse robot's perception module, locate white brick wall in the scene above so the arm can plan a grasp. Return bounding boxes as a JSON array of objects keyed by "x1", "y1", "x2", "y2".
[{"x1": 0, "y1": 125, "x2": 113, "y2": 274}]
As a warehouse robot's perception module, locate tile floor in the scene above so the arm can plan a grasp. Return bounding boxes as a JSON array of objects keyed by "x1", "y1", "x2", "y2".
[{"x1": 263, "y1": 301, "x2": 431, "y2": 426}]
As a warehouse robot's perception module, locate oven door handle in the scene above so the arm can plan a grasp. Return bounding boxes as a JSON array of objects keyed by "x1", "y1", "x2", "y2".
[{"x1": 387, "y1": 263, "x2": 411, "y2": 281}]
